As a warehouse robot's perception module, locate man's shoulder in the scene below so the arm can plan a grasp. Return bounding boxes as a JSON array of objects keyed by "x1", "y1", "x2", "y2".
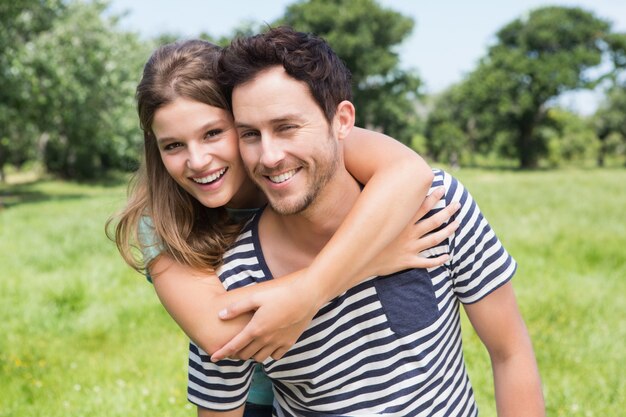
[
  {"x1": 430, "y1": 168, "x2": 446, "y2": 188},
  {"x1": 429, "y1": 167, "x2": 453, "y2": 185},
  {"x1": 428, "y1": 168, "x2": 463, "y2": 201}
]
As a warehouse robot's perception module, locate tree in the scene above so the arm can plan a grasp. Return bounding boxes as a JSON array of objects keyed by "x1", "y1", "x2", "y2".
[
  {"x1": 13, "y1": 0, "x2": 147, "y2": 179},
  {"x1": 593, "y1": 85, "x2": 626, "y2": 166},
  {"x1": 0, "y1": 0, "x2": 66, "y2": 181},
  {"x1": 541, "y1": 109, "x2": 598, "y2": 167},
  {"x1": 428, "y1": 6, "x2": 624, "y2": 168},
  {"x1": 424, "y1": 87, "x2": 470, "y2": 167},
  {"x1": 277, "y1": 0, "x2": 422, "y2": 144},
  {"x1": 593, "y1": 32, "x2": 626, "y2": 166}
]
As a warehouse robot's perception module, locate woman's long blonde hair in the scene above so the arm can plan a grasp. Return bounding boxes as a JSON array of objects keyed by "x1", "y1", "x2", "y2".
[{"x1": 107, "y1": 40, "x2": 242, "y2": 275}]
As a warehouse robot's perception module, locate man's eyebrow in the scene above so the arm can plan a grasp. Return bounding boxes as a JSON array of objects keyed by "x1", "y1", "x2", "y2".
[
  {"x1": 234, "y1": 121, "x2": 255, "y2": 130},
  {"x1": 235, "y1": 114, "x2": 305, "y2": 129},
  {"x1": 271, "y1": 114, "x2": 305, "y2": 123}
]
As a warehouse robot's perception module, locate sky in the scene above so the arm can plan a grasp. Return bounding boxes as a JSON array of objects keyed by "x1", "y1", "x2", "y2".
[{"x1": 107, "y1": 0, "x2": 626, "y2": 113}]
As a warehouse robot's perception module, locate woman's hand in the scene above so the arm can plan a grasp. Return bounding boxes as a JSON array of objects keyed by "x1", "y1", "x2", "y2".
[
  {"x1": 364, "y1": 186, "x2": 460, "y2": 277},
  {"x1": 210, "y1": 276, "x2": 321, "y2": 363}
]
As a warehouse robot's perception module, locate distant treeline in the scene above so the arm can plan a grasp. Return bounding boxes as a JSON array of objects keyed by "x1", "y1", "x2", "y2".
[{"x1": 1, "y1": 0, "x2": 625, "y2": 181}]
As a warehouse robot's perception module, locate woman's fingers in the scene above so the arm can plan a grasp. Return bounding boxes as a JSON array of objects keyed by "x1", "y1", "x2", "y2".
[
  {"x1": 411, "y1": 187, "x2": 445, "y2": 223},
  {"x1": 411, "y1": 253, "x2": 450, "y2": 269},
  {"x1": 211, "y1": 324, "x2": 260, "y2": 362},
  {"x1": 252, "y1": 345, "x2": 278, "y2": 363},
  {"x1": 271, "y1": 347, "x2": 289, "y2": 360},
  {"x1": 415, "y1": 220, "x2": 460, "y2": 252},
  {"x1": 414, "y1": 201, "x2": 460, "y2": 238}
]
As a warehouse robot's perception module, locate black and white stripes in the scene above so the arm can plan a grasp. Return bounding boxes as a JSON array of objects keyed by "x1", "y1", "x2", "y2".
[{"x1": 188, "y1": 170, "x2": 516, "y2": 416}]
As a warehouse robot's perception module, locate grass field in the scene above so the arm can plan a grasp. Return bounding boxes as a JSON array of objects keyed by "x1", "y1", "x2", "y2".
[{"x1": 1, "y1": 168, "x2": 624, "y2": 416}]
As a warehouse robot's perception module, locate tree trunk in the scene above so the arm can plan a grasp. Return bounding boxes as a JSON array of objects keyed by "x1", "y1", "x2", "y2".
[
  {"x1": 466, "y1": 117, "x2": 477, "y2": 166},
  {"x1": 518, "y1": 107, "x2": 546, "y2": 169},
  {"x1": 0, "y1": 147, "x2": 6, "y2": 183},
  {"x1": 518, "y1": 128, "x2": 538, "y2": 169},
  {"x1": 596, "y1": 135, "x2": 607, "y2": 167}
]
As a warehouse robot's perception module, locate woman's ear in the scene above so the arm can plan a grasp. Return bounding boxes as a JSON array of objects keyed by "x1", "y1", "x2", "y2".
[{"x1": 333, "y1": 100, "x2": 355, "y2": 141}]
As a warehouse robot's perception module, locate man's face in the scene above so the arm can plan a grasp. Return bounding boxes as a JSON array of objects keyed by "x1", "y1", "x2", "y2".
[{"x1": 232, "y1": 66, "x2": 340, "y2": 215}]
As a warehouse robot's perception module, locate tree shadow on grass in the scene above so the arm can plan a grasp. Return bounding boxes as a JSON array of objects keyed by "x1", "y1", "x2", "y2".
[
  {"x1": 0, "y1": 172, "x2": 130, "y2": 209},
  {"x1": 74, "y1": 171, "x2": 131, "y2": 188},
  {"x1": 0, "y1": 181, "x2": 88, "y2": 209}
]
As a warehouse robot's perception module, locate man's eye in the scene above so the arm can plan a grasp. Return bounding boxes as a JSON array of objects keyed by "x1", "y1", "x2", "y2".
[
  {"x1": 240, "y1": 130, "x2": 260, "y2": 140},
  {"x1": 279, "y1": 125, "x2": 297, "y2": 132}
]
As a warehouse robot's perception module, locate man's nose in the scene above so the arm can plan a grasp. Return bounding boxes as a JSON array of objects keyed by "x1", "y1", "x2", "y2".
[{"x1": 259, "y1": 136, "x2": 286, "y2": 168}]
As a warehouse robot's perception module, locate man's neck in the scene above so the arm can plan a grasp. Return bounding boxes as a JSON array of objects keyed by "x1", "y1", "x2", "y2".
[{"x1": 258, "y1": 169, "x2": 361, "y2": 276}]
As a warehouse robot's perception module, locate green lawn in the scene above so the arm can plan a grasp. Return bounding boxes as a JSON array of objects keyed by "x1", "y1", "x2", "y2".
[{"x1": 1, "y1": 168, "x2": 624, "y2": 416}]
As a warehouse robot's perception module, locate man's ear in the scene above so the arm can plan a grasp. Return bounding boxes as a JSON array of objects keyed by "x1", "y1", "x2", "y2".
[{"x1": 333, "y1": 100, "x2": 355, "y2": 140}]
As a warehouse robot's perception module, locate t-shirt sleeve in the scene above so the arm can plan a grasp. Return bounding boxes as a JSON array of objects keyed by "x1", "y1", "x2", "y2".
[
  {"x1": 137, "y1": 216, "x2": 165, "y2": 282},
  {"x1": 187, "y1": 341, "x2": 256, "y2": 411},
  {"x1": 442, "y1": 171, "x2": 517, "y2": 304}
]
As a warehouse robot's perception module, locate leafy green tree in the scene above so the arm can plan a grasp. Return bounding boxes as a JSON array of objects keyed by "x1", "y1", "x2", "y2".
[
  {"x1": 0, "y1": 0, "x2": 66, "y2": 180},
  {"x1": 277, "y1": 0, "x2": 422, "y2": 144},
  {"x1": 14, "y1": 0, "x2": 147, "y2": 179},
  {"x1": 593, "y1": 85, "x2": 626, "y2": 166},
  {"x1": 425, "y1": 87, "x2": 471, "y2": 167},
  {"x1": 428, "y1": 6, "x2": 624, "y2": 168},
  {"x1": 593, "y1": 32, "x2": 626, "y2": 166},
  {"x1": 541, "y1": 109, "x2": 598, "y2": 167}
]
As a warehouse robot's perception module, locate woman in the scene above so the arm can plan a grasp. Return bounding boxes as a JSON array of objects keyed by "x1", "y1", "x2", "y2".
[{"x1": 108, "y1": 39, "x2": 458, "y2": 416}]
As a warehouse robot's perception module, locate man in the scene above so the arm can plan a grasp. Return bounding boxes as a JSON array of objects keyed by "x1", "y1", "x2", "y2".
[{"x1": 188, "y1": 27, "x2": 544, "y2": 416}]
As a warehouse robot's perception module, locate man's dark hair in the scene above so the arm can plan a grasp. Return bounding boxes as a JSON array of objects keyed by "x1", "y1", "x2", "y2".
[{"x1": 218, "y1": 26, "x2": 352, "y2": 123}]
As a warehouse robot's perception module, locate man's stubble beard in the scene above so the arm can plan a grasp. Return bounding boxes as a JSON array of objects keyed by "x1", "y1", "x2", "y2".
[{"x1": 253, "y1": 135, "x2": 340, "y2": 216}]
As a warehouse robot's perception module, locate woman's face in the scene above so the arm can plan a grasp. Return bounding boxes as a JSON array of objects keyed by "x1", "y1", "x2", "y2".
[{"x1": 152, "y1": 97, "x2": 251, "y2": 208}]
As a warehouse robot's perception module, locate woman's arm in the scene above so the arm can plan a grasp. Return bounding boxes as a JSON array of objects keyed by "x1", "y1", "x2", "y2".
[
  {"x1": 152, "y1": 252, "x2": 326, "y2": 355},
  {"x1": 152, "y1": 189, "x2": 459, "y2": 358},
  {"x1": 150, "y1": 255, "x2": 248, "y2": 355}
]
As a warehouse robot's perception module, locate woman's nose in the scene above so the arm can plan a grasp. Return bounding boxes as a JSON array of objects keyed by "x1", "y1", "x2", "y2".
[{"x1": 186, "y1": 144, "x2": 212, "y2": 171}]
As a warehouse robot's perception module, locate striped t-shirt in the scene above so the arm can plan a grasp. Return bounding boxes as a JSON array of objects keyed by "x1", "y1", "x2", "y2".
[{"x1": 187, "y1": 170, "x2": 516, "y2": 416}]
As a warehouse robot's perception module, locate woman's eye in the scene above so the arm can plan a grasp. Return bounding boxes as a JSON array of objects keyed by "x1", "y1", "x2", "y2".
[
  {"x1": 204, "y1": 129, "x2": 223, "y2": 139},
  {"x1": 163, "y1": 142, "x2": 183, "y2": 151}
]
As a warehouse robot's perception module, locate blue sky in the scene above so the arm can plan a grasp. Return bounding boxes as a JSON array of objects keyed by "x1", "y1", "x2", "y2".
[{"x1": 108, "y1": 0, "x2": 626, "y2": 113}]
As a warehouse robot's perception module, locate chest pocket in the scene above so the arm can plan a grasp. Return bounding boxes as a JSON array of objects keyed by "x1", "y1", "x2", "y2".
[{"x1": 374, "y1": 269, "x2": 439, "y2": 336}]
